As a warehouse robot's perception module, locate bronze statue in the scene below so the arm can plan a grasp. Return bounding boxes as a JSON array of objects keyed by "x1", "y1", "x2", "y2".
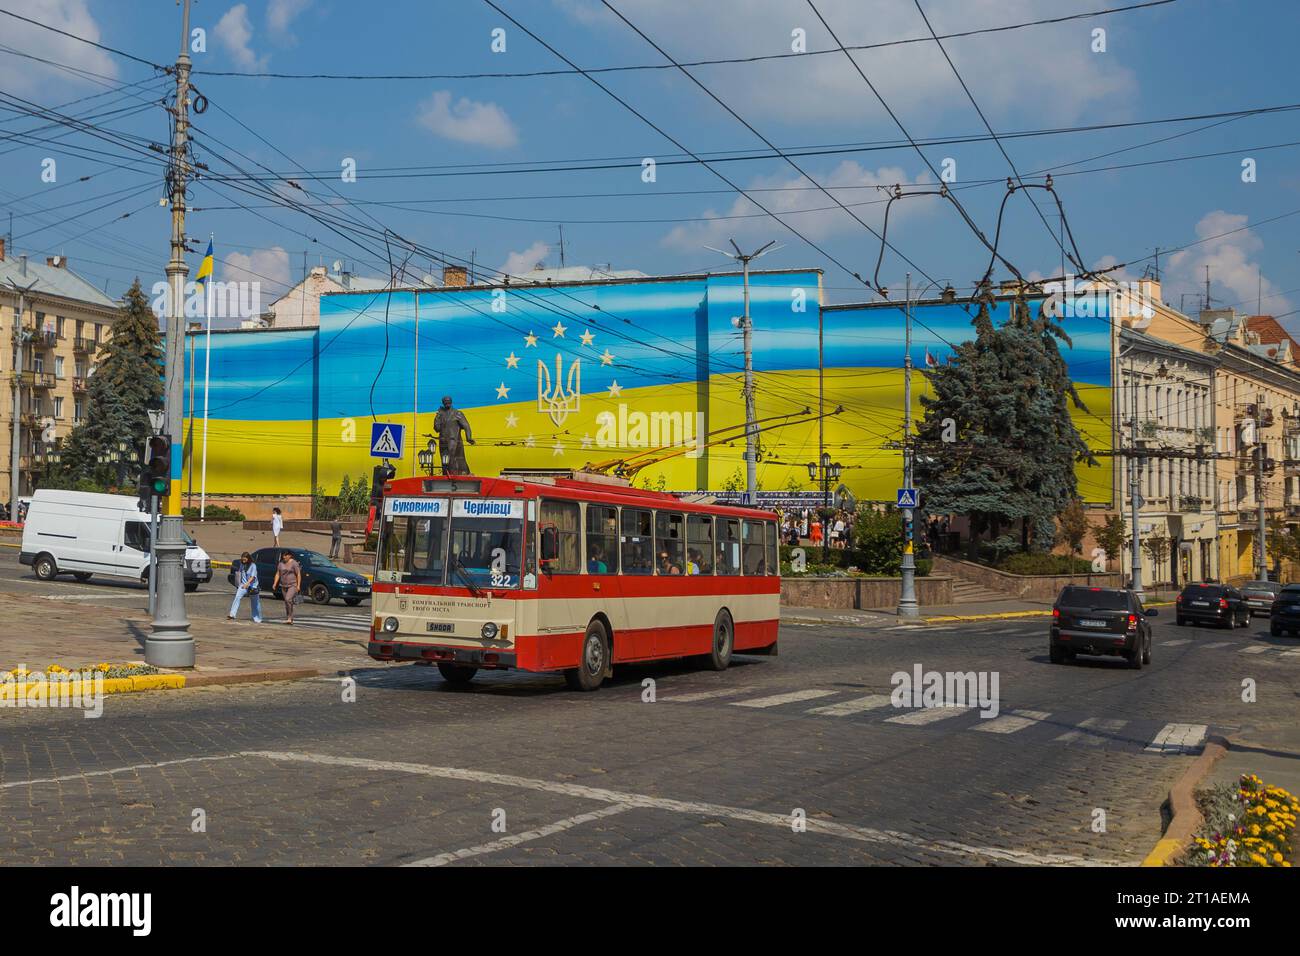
[{"x1": 433, "y1": 395, "x2": 475, "y2": 475}]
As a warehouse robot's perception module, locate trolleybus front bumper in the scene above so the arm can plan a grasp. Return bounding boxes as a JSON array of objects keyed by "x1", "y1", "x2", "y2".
[{"x1": 367, "y1": 639, "x2": 517, "y2": 669}]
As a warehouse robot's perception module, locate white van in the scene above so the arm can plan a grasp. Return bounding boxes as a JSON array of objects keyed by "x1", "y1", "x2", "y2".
[{"x1": 19, "y1": 490, "x2": 212, "y2": 591}]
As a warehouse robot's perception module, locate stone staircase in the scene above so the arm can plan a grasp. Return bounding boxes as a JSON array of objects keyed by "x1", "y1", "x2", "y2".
[{"x1": 949, "y1": 576, "x2": 1011, "y2": 604}]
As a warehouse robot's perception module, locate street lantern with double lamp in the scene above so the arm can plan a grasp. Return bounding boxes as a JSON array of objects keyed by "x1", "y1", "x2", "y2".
[
  {"x1": 805, "y1": 454, "x2": 843, "y2": 561},
  {"x1": 417, "y1": 445, "x2": 435, "y2": 476}
]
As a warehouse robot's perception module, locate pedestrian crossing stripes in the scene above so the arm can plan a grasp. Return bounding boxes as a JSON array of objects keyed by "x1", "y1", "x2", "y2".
[
  {"x1": 290, "y1": 613, "x2": 371, "y2": 633},
  {"x1": 1240, "y1": 645, "x2": 1272, "y2": 654},
  {"x1": 730, "y1": 689, "x2": 836, "y2": 708},
  {"x1": 806, "y1": 694, "x2": 893, "y2": 716},
  {"x1": 971, "y1": 710, "x2": 1051, "y2": 734},
  {"x1": 1162, "y1": 639, "x2": 1191, "y2": 647},
  {"x1": 1143, "y1": 723, "x2": 1208, "y2": 754},
  {"x1": 1200, "y1": 642, "x2": 1235, "y2": 650},
  {"x1": 656, "y1": 685, "x2": 1213, "y2": 756},
  {"x1": 885, "y1": 705, "x2": 972, "y2": 726}
]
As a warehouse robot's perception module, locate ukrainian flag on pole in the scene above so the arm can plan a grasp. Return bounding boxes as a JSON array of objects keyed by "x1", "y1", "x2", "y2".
[{"x1": 195, "y1": 239, "x2": 214, "y2": 291}]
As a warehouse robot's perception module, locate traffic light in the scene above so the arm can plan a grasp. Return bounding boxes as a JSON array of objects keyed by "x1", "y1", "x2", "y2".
[
  {"x1": 146, "y1": 434, "x2": 172, "y2": 499},
  {"x1": 370, "y1": 461, "x2": 395, "y2": 504}
]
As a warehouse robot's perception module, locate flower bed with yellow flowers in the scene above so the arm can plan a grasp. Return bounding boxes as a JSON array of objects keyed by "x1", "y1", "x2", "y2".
[
  {"x1": 1185, "y1": 774, "x2": 1299, "y2": 867},
  {"x1": 2, "y1": 662, "x2": 160, "y2": 682}
]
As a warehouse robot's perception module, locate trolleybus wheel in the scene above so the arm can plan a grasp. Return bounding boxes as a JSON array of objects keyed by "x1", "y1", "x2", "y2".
[
  {"x1": 704, "y1": 609, "x2": 734, "y2": 671},
  {"x1": 437, "y1": 663, "x2": 478, "y2": 685},
  {"x1": 565, "y1": 619, "x2": 608, "y2": 691}
]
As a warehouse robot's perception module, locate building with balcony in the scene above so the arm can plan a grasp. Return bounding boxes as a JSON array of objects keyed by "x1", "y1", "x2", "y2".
[{"x1": 0, "y1": 240, "x2": 119, "y2": 505}]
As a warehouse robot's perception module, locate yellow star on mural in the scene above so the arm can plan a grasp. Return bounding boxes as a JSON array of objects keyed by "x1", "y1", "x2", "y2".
[
  {"x1": 552, "y1": 439, "x2": 565, "y2": 457},
  {"x1": 524, "y1": 331, "x2": 538, "y2": 347},
  {"x1": 600, "y1": 349, "x2": 615, "y2": 366},
  {"x1": 552, "y1": 321, "x2": 567, "y2": 338},
  {"x1": 504, "y1": 412, "x2": 518, "y2": 428},
  {"x1": 505, "y1": 352, "x2": 520, "y2": 369},
  {"x1": 495, "y1": 382, "x2": 510, "y2": 399},
  {"x1": 607, "y1": 380, "x2": 622, "y2": 398},
  {"x1": 580, "y1": 329, "x2": 595, "y2": 346},
  {"x1": 524, "y1": 434, "x2": 536, "y2": 448}
]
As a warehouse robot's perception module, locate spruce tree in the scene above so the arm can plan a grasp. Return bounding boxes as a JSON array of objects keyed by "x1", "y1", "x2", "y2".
[
  {"x1": 914, "y1": 292, "x2": 1096, "y2": 555},
  {"x1": 60, "y1": 278, "x2": 162, "y2": 478}
]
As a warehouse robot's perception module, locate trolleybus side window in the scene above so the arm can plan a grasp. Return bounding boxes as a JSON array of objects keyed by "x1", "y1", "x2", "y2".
[
  {"x1": 765, "y1": 520, "x2": 779, "y2": 575},
  {"x1": 742, "y1": 519, "x2": 767, "y2": 575},
  {"x1": 585, "y1": 504, "x2": 618, "y2": 574},
  {"x1": 621, "y1": 508, "x2": 653, "y2": 575},
  {"x1": 539, "y1": 500, "x2": 581, "y2": 574},
  {"x1": 718, "y1": 518, "x2": 741, "y2": 575},
  {"x1": 655, "y1": 511, "x2": 685, "y2": 575},
  {"x1": 686, "y1": 513, "x2": 713, "y2": 575}
]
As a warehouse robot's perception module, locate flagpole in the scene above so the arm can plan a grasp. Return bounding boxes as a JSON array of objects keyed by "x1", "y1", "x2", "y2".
[{"x1": 199, "y1": 237, "x2": 213, "y2": 520}]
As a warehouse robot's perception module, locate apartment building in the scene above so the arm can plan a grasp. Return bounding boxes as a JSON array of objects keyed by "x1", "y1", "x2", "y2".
[{"x1": 0, "y1": 240, "x2": 119, "y2": 506}]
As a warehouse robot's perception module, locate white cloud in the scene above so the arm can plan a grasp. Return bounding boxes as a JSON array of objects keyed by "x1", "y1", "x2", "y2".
[
  {"x1": 0, "y1": 0, "x2": 117, "y2": 94},
  {"x1": 500, "y1": 241, "x2": 551, "y2": 277},
  {"x1": 661, "y1": 160, "x2": 934, "y2": 251},
  {"x1": 415, "y1": 90, "x2": 519, "y2": 149},
  {"x1": 223, "y1": 246, "x2": 292, "y2": 292},
  {"x1": 1166, "y1": 210, "x2": 1292, "y2": 319},
  {"x1": 215, "y1": 3, "x2": 268, "y2": 70},
  {"x1": 557, "y1": 0, "x2": 1136, "y2": 126},
  {"x1": 266, "y1": 0, "x2": 312, "y2": 44}
]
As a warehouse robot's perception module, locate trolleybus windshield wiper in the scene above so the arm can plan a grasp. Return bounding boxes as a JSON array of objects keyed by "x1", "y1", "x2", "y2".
[{"x1": 451, "y1": 557, "x2": 482, "y2": 596}]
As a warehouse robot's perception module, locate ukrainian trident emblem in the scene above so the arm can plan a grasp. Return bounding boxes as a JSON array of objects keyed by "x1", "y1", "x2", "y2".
[{"x1": 538, "y1": 353, "x2": 580, "y2": 426}]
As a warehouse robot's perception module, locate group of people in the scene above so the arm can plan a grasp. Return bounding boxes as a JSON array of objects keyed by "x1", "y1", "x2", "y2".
[
  {"x1": 782, "y1": 509, "x2": 856, "y2": 550},
  {"x1": 229, "y1": 506, "x2": 320, "y2": 626}
]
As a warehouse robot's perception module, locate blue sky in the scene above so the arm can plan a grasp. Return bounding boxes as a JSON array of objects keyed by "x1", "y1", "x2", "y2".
[{"x1": 2, "y1": 0, "x2": 1298, "y2": 328}]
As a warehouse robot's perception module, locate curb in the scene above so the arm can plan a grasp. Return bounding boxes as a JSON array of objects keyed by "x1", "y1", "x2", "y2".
[
  {"x1": 924, "y1": 610, "x2": 1052, "y2": 623},
  {"x1": 1140, "y1": 736, "x2": 1229, "y2": 867},
  {"x1": 0, "y1": 667, "x2": 320, "y2": 702}
]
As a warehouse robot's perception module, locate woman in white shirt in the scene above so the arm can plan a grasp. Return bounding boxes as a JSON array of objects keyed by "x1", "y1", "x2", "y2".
[{"x1": 271, "y1": 507, "x2": 283, "y2": 546}]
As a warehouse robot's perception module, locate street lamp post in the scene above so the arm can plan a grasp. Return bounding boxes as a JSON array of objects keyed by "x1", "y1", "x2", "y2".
[
  {"x1": 806, "y1": 453, "x2": 841, "y2": 563},
  {"x1": 417, "y1": 446, "x2": 435, "y2": 476}
]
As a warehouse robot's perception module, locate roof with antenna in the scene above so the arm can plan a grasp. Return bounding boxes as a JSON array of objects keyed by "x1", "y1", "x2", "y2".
[{"x1": 0, "y1": 246, "x2": 118, "y2": 309}]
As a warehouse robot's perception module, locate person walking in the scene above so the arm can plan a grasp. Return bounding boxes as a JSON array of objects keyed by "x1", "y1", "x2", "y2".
[
  {"x1": 228, "y1": 552, "x2": 263, "y2": 623},
  {"x1": 329, "y1": 516, "x2": 343, "y2": 560},
  {"x1": 273, "y1": 550, "x2": 301, "y2": 625},
  {"x1": 271, "y1": 507, "x2": 284, "y2": 547}
]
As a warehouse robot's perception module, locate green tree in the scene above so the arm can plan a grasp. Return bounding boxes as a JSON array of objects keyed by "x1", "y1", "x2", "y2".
[
  {"x1": 914, "y1": 293, "x2": 1095, "y2": 557},
  {"x1": 1265, "y1": 516, "x2": 1300, "y2": 578},
  {"x1": 1092, "y1": 515, "x2": 1129, "y2": 571},
  {"x1": 59, "y1": 279, "x2": 162, "y2": 478},
  {"x1": 852, "y1": 507, "x2": 905, "y2": 575},
  {"x1": 1056, "y1": 499, "x2": 1090, "y2": 563},
  {"x1": 1143, "y1": 531, "x2": 1171, "y2": 586}
]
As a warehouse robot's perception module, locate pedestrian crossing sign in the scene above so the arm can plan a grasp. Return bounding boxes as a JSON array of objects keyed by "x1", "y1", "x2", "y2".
[
  {"x1": 370, "y1": 422, "x2": 405, "y2": 459},
  {"x1": 896, "y1": 488, "x2": 919, "y2": 508}
]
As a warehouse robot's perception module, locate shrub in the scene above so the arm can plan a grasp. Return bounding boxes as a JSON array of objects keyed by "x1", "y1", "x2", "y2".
[
  {"x1": 998, "y1": 552, "x2": 1092, "y2": 575},
  {"x1": 181, "y1": 505, "x2": 245, "y2": 521}
]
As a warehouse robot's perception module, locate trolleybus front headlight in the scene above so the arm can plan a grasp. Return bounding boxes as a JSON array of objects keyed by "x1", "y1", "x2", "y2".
[
  {"x1": 481, "y1": 622, "x2": 499, "y2": 639},
  {"x1": 383, "y1": 617, "x2": 399, "y2": 633}
]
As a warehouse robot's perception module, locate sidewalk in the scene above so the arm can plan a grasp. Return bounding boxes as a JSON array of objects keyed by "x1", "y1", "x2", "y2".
[{"x1": 0, "y1": 589, "x2": 384, "y2": 683}]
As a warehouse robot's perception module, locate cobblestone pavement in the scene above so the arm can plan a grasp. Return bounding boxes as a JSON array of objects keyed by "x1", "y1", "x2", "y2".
[{"x1": 2, "y1": 615, "x2": 1296, "y2": 866}]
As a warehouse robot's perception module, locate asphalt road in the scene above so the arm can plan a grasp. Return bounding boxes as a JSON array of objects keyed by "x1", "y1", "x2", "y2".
[{"x1": 3, "y1": 585, "x2": 1297, "y2": 866}]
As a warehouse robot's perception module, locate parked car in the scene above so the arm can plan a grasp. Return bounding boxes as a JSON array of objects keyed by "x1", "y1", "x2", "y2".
[
  {"x1": 1050, "y1": 585, "x2": 1156, "y2": 668},
  {"x1": 1175, "y1": 583, "x2": 1250, "y2": 628},
  {"x1": 20, "y1": 489, "x2": 212, "y2": 591},
  {"x1": 1269, "y1": 584, "x2": 1300, "y2": 636},
  {"x1": 1240, "y1": 580, "x2": 1282, "y2": 616},
  {"x1": 227, "y1": 547, "x2": 370, "y2": 606}
]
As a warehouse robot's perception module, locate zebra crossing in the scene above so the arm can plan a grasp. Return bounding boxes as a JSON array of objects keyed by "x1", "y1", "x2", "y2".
[
  {"x1": 285, "y1": 611, "x2": 372, "y2": 634},
  {"x1": 1160, "y1": 637, "x2": 1300, "y2": 659},
  {"x1": 663, "y1": 684, "x2": 1211, "y2": 755}
]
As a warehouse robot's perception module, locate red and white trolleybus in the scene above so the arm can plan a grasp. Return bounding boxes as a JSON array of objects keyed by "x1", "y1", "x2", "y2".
[{"x1": 367, "y1": 470, "x2": 781, "y2": 690}]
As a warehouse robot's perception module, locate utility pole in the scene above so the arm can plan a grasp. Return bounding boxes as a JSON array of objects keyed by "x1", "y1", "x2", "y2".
[
  {"x1": 5, "y1": 276, "x2": 36, "y2": 513},
  {"x1": 148, "y1": 0, "x2": 194, "y2": 668},
  {"x1": 709, "y1": 239, "x2": 775, "y2": 505},
  {"x1": 1255, "y1": 395, "x2": 1267, "y2": 580},
  {"x1": 897, "y1": 272, "x2": 919, "y2": 618}
]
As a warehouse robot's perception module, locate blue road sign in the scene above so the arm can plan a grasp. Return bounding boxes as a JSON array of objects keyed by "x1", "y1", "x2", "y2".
[
  {"x1": 370, "y1": 422, "x2": 405, "y2": 459},
  {"x1": 896, "y1": 488, "x2": 919, "y2": 508}
]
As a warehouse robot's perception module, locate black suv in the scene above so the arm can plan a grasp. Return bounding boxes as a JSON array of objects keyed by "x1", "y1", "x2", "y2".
[
  {"x1": 1050, "y1": 585, "x2": 1156, "y2": 668},
  {"x1": 1269, "y1": 584, "x2": 1300, "y2": 636},
  {"x1": 1175, "y1": 583, "x2": 1250, "y2": 628}
]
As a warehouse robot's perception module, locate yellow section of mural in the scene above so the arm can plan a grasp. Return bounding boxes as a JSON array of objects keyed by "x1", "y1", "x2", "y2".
[{"x1": 185, "y1": 367, "x2": 1113, "y2": 503}]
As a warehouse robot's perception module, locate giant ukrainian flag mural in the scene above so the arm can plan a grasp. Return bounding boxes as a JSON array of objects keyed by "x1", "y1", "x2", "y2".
[{"x1": 188, "y1": 269, "x2": 1113, "y2": 503}]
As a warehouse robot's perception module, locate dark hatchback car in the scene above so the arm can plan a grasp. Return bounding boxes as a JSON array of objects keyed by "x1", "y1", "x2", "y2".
[
  {"x1": 1050, "y1": 585, "x2": 1156, "y2": 668},
  {"x1": 1240, "y1": 580, "x2": 1282, "y2": 616},
  {"x1": 1269, "y1": 585, "x2": 1300, "y2": 636},
  {"x1": 1175, "y1": 583, "x2": 1250, "y2": 628},
  {"x1": 227, "y1": 547, "x2": 371, "y2": 606}
]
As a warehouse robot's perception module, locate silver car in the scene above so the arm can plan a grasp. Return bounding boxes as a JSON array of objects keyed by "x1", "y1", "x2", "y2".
[{"x1": 1241, "y1": 580, "x2": 1282, "y2": 616}]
